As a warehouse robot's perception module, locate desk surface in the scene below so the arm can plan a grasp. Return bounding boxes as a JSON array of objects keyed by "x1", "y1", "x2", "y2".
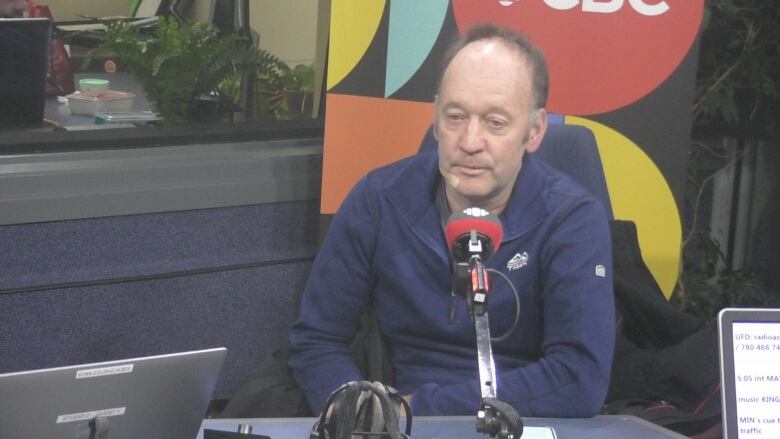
[{"x1": 199, "y1": 415, "x2": 687, "y2": 439}]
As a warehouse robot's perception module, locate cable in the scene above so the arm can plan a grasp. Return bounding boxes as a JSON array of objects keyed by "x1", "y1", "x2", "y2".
[{"x1": 486, "y1": 268, "x2": 520, "y2": 343}]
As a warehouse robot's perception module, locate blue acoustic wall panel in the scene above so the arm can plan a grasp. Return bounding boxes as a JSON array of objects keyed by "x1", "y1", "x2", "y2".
[
  {"x1": 0, "y1": 201, "x2": 320, "y2": 397},
  {"x1": 0, "y1": 201, "x2": 320, "y2": 292},
  {"x1": 0, "y1": 262, "x2": 311, "y2": 397}
]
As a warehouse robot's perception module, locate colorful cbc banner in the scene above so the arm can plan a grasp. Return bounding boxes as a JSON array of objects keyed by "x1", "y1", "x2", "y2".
[{"x1": 322, "y1": 0, "x2": 704, "y2": 298}]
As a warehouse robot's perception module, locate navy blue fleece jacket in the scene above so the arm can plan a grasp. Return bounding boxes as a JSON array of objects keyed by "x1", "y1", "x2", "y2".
[{"x1": 289, "y1": 150, "x2": 615, "y2": 417}]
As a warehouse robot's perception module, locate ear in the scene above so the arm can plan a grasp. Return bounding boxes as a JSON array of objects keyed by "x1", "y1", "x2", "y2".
[{"x1": 524, "y1": 108, "x2": 547, "y2": 154}]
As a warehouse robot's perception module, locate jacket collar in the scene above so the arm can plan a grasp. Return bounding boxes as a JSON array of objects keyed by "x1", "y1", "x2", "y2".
[
  {"x1": 497, "y1": 152, "x2": 548, "y2": 241},
  {"x1": 383, "y1": 151, "x2": 549, "y2": 262}
]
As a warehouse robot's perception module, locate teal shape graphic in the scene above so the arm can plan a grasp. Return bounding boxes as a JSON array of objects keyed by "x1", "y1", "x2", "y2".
[{"x1": 385, "y1": 0, "x2": 449, "y2": 97}]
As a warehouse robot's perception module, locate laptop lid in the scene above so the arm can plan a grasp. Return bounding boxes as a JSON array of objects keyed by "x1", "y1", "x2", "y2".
[
  {"x1": 0, "y1": 18, "x2": 51, "y2": 129},
  {"x1": 718, "y1": 308, "x2": 780, "y2": 439},
  {"x1": 0, "y1": 347, "x2": 227, "y2": 439}
]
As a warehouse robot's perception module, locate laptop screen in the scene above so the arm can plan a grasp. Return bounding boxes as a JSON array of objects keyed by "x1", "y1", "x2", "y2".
[
  {"x1": 718, "y1": 308, "x2": 780, "y2": 439},
  {"x1": 0, "y1": 347, "x2": 226, "y2": 439},
  {"x1": 0, "y1": 17, "x2": 51, "y2": 129}
]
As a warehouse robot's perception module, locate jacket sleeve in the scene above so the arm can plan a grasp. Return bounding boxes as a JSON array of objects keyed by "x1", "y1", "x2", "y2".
[
  {"x1": 288, "y1": 177, "x2": 379, "y2": 415},
  {"x1": 410, "y1": 198, "x2": 615, "y2": 417}
]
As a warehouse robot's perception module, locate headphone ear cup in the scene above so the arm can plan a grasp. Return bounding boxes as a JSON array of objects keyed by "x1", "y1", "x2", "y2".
[
  {"x1": 321, "y1": 419, "x2": 331, "y2": 439},
  {"x1": 375, "y1": 383, "x2": 412, "y2": 438},
  {"x1": 309, "y1": 418, "x2": 328, "y2": 439},
  {"x1": 310, "y1": 417, "x2": 334, "y2": 439},
  {"x1": 311, "y1": 382, "x2": 350, "y2": 439},
  {"x1": 311, "y1": 381, "x2": 412, "y2": 439}
]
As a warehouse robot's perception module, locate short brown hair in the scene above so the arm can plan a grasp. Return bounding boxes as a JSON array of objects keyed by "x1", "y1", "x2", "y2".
[{"x1": 438, "y1": 23, "x2": 549, "y2": 110}]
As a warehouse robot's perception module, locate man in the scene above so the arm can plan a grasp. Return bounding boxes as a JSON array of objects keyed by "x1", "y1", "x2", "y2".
[
  {"x1": 289, "y1": 23, "x2": 615, "y2": 417},
  {"x1": 0, "y1": 0, "x2": 27, "y2": 18}
]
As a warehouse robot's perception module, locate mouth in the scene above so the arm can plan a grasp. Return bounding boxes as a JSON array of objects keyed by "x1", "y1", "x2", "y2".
[{"x1": 454, "y1": 164, "x2": 487, "y2": 176}]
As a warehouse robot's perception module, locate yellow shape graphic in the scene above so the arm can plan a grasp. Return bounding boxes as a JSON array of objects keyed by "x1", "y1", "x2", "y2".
[
  {"x1": 567, "y1": 117, "x2": 681, "y2": 299},
  {"x1": 328, "y1": 0, "x2": 387, "y2": 90}
]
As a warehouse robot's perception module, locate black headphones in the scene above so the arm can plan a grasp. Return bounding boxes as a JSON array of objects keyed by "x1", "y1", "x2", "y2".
[{"x1": 310, "y1": 381, "x2": 412, "y2": 439}]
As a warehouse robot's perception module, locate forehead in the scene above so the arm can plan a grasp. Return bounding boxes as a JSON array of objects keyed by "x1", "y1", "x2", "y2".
[{"x1": 439, "y1": 39, "x2": 532, "y2": 108}]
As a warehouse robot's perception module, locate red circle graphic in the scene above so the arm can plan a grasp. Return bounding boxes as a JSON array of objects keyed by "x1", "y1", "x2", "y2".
[{"x1": 452, "y1": 0, "x2": 703, "y2": 115}]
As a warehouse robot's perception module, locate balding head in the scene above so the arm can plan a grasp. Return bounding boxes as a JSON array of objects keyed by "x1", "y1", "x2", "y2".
[{"x1": 438, "y1": 23, "x2": 548, "y2": 112}]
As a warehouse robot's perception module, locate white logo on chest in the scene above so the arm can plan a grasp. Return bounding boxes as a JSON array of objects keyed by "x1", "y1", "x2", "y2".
[{"x1": 507, "y1": 252, "x2": 529, "y2": 271}]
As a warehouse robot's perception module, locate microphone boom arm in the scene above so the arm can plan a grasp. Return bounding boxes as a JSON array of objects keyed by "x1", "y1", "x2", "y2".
[
  {"x1": 465, "y1": 256, "x2": 524, "y2": 439},
  {"x1": 470, "y1": 256, "x2": 498, "y2": 400},
  {"x1": 445, "y1": 209, "x2": 522, "y2": 438}
]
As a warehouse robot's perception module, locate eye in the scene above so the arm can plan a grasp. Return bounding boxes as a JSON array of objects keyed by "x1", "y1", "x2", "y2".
[
  {"x1": 445, "y1": 112, "x2": 465, "y2": 124},
  {"x1": 485, "y1": 117, "x2": 507, "y2": 130}
]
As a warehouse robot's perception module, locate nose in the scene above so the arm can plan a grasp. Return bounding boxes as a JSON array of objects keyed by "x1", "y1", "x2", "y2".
[{"x1": 459, "y1": 117, "x2": 485, "y2": 154}]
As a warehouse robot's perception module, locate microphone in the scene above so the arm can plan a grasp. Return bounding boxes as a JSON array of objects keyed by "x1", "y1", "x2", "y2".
[
  {"x1": 445, "y1": 208, "x2": 503, "y2": 310},
  {"x1": 445, "y1": 207, "x2": 503, "y2": 264}
]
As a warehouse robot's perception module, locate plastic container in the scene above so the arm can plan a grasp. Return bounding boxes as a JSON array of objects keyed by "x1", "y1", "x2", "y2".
[
  {"x1": 79, "y1": 78, "x2": 110, "y2": 97},
  {"x1": 67, "y1": 90, "x2": 135, "y2": 116}
]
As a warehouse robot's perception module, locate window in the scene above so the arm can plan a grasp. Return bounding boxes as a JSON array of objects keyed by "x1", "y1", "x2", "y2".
[
  {"x1": 0, "y1": 1, "x2": 328, "y2": 225},
  {"x1": 1, "y1": 0, "x2": 328, "y2": 153}
]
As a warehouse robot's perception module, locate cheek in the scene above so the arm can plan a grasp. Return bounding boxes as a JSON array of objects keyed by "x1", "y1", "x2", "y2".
[
  {"x1": 437, "y1": 134, "x2": 457, "y2": 161},
  {"x1": 437, "y1": 145, "x2": 452, "y2": 173},
  {"x1": 493, "y1": 143, "x2": 525, "y2": 176}
]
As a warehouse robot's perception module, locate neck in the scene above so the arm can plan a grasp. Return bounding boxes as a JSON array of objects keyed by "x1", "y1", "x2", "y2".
[{"x1": 445, "y1": 186, "x2": 509, "y2": 217}]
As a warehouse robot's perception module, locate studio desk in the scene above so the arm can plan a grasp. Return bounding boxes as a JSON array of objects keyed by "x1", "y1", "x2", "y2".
[{"x1": 199, "y1": 415, "x2": 688, "y2": 439}]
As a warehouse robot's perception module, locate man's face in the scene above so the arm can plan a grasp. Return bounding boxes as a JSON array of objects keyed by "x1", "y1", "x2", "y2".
[
  {"x1": 0, "y1": 0, "x2": 27, "y2": 18},
  {"x1": 435, "y1": 39, "x2": 546, "y2": 214}
]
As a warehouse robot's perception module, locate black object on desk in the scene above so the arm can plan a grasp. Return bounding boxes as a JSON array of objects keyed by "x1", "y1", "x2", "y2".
[
  {"x1": 0, "y1": 18, "x2": 51, "y2": 129},
  {"x1": 310, "y1": 381, "x2": 412, "y2": 439},
  {"x1": 204, "y1": 428, "x2": 270, "y2": 439}
]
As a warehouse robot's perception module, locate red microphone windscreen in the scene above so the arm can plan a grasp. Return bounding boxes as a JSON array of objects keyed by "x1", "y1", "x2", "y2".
[{"x1": 444, "y1": 208, "x2": 503, "y2": 252}]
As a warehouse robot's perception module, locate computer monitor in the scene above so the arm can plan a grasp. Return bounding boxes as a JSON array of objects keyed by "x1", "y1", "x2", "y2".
[
  {"x1": 0, "y1": 347, "x2": 227, "y2": 439},
  {"x1": 0, "y1": 18, "x2": 51, "y2": 129},
  {"x1": 718, "y1": 308, "x2": 780, "y2": 439}
]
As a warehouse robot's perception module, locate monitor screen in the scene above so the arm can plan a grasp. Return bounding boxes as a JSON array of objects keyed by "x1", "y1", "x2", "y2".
[
  {"x1": 0, "y1": 347, "x2": 226, "y2": 439},
  {"x1": 719, "y1": 308, "x2": 780, "y2": 439}
]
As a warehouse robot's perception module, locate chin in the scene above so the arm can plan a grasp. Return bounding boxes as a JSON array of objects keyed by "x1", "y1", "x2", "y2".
[{"x1": 453, "y1": 188, "x2": 492, "y2": 205}]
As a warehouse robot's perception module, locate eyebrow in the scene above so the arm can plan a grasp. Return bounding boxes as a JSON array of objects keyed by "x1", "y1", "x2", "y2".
[
  {"x1": 441, "y1": 102, "x2": 513, "y2": 118},
  {"x1": 440, "y1": 102, "x2": 464, "y2": 112}
]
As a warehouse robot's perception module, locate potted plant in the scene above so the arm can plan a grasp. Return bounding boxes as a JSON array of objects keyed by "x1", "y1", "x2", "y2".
[
  {"x1": 85, "y1": 17, "x2": 259, "y2": 124},
  {"x1": 279, "y1": 63, "x2": 315, "y2": 119},
  {"x1": 217, "y1": 48, "x2": 287, "y2": 120},
  {"x1": 253, "y1": 50, "x2": 288, "y2": 120}
]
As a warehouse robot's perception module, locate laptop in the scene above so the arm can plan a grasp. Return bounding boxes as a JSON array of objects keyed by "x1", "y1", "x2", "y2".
[
  {"x1": 0, "y1": 18, "x2": 51, "y2": 129},
  {"x1": 0, "y1": 347, "x2": 227, "y2": 439},
  {"x1": 718, "y1": 308, "x2": 780, "y2": 439}
]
